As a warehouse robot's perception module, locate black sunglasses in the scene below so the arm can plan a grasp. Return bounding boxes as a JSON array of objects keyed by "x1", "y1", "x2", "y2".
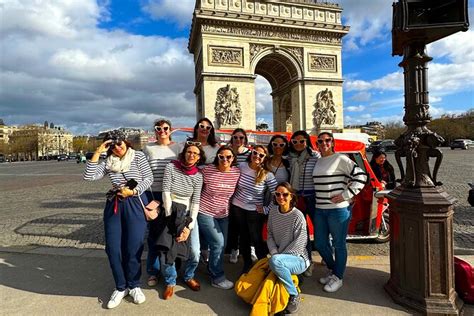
[
  {"x1": 154, "y1": 126, "x2": 169, "y2": 132},
  {"x1": 274, "y1": 192, "x2": 290, "y2": 198},
  {"x1": 232, "y1": 135, "x2": 245, "y2": 140},
  {"x1": 199, "y1": 123, "x2": 212, "y2": 131},
  {"x1": 106, "y1": 141, "x2": 123, "y2": 148},
  {"x1": 317, "y1": 138, "x2": 332, "y2": 144},
  {"x1": 272, "y1": 142, "x2": 286, "y2": 148},
  {"x1": 252, "y1": 150, "x2": 266, "y2": 159},
  {"x1": 291, "y1": 139, "x2": 306, "y2": 145}
]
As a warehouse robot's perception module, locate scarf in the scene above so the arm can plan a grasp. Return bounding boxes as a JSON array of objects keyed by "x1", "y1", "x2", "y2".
[
  {"x1": 106, "y1": 148, "x2": 135, "y2": 173},
  {"x1": 289, "y1": 150, "x2": 310, "y2": 191},
  {"x1": 172, "y1": 160, "x2": 199, "y2": 176}
]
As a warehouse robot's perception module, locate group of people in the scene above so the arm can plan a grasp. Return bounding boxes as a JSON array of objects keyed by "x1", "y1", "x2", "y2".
[{"x1": 83, "y1": 117, "x2": 369, "y2": 312}]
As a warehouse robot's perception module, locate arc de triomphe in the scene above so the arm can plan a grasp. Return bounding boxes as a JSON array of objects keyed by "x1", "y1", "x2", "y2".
[{"x1": 188, "y1": 0, "x2": 349, "y2": 132}]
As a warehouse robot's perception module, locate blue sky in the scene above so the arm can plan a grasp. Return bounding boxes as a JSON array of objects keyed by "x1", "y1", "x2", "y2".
[{"x1": 1, "y1": 0, "x2": 472, "y2": 135}]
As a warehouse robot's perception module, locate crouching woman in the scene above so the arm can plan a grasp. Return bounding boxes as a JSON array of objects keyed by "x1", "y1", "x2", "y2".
[
  {"x1": 83, "y1": 130, "x2": 153, "y2": 309},
  {"x1": 267, "y1": 182, "x2": 309, "y2": 314}
]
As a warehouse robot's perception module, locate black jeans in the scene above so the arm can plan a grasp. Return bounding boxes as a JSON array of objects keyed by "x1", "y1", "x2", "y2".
[
  {"x1": 226, "y1": 203, "x2": 240, "y2": 253},
  {"x1": 231, "y1": 204, "x2": 268, "y2": 272}
]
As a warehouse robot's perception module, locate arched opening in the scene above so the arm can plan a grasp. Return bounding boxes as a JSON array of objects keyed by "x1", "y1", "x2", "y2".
[{"x1": 253, "y1": 51, "x2": 301, "y2": 132}]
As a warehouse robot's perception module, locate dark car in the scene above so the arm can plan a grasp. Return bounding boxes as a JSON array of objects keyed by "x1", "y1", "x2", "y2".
[
  {"x1": 450, "y1": 139, "x2": 472, "y2": 150},
  {"x1": 368, "y1": 139, "x2": 397, "y2": 152},
  {"x1": 57, "y1": 154, "x2": 69, "y2": 161}
]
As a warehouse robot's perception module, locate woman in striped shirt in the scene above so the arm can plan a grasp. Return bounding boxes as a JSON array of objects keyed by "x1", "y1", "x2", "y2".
[
  {"x1": 83, "y1": 130, "x2": 153, "y2": 309},
  {"x1": 227, "y1": 128, "x2": 251, "y2": 263},
  {"x1": 143, "y1": 119, "x2": 181, "y2": 287},
  {"x1": 189, "y1": 118, "x2": 219, "y2": 164},
  {"x1": 312, "y1": 132, "x2": 367, "y2": 293},
  {"x1": 230, "y1": 145, "x2": 278, "y2": 273},
  {"x1": 156, "y1": 143, "x2": 205, "y2": 299},
  {"x1": 267, "y1": 182, "x2": 309, "y2": 314},
  {"x1": 288, "y1": 130, "x2": 320, "y2": 276},
  {"x1": 198, "y1": 145, "x2": 240, "y2": 289}
]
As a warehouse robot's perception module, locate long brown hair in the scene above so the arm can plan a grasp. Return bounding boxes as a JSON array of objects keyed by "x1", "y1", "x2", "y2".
[
  {"x1": 273, "y1": 182, "x2": 298, "y2": 208},
  {"x1": 247, "y1": 145, "x2": 271, "y2": 185}
]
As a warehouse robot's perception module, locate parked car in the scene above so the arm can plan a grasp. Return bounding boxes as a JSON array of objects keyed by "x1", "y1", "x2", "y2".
[
  {"x1": 368, "y1": 139, "x2": 397, "y2": 152},
  {"x1": 450, "y1": 139, "x2": 472, "y2": 150},
  {"x1": 57, "y1": 154, "x2": 69, "y2": 161}
]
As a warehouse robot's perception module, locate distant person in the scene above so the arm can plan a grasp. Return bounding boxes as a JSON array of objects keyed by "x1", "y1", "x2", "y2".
[
  {"x1": 266, "y1": 134, "x2": 290, "y2": 183},
  {"x1": 267, "y1": 182, "x2": 309, "y2": 314},
  {"x1": 199, "y1": 145, "x2": 240, "y2": 289},
  {"x1": 312, "y1": 132, "x2": 367, "y2": 293},
  {"x1": 83, "y1": 130, "x2": 153, "y2": 309},
  {"x1": 143, "y1": 119, "x2": 181, "y2": 288},
  {"x1": 370, "y1": 151, "x2": 396, "y2": 190}
]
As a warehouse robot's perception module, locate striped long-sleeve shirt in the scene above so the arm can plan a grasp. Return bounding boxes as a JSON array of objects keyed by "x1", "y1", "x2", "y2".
[
  {"x1": 83, "y1": 150, "x2": 153, "y2": 195},
  {"x1": 312, "y1": 153, "x2": 367, "y2": 209},
  {"x1": 231, "y1": 162, "x2": 278, "y2": 213},
  {"x1": 199, "y1": 164, "x2": 240, "y2": 218},
  {"x1": 289, "y1": 152, "x2": 321, "y2": 195},
  {"x1": 143, "y1": 142, "x2": 181, "y2": 192},
  {"x1": 267, "y1": 206, "x2": 310, "y2": 265},
  {"x1": 235, "y1": 147, "x2": 251, "y2": 164},
  {"x1": 162, "y1": 162, "x2": 203, "y2": 229}
]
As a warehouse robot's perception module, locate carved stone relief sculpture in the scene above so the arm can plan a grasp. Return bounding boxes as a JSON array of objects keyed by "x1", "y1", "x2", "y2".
[
  {"x1": 312, "y1": 88, "x2": 336, "y2": 130},
  {"x1": 208, "y1": 46, "x2": 243, "y2": 66},
  {"x1": 309, "y1": 54, "x2": 337, "y2": 72},
  {"x1": 215, "y1": 84, "x2": 242, "y2": 128},
  {"x1": 283, "y1": 46, "x2": 303, "y2": 66},
  {"x1": 249, "y1": 43, "x2": 272, "y2": 64}
]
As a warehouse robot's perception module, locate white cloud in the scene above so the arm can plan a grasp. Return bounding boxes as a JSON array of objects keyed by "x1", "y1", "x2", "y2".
[
  {"x1": 350, "y1": 91, "x2": 371, "y2": 102},
  {"x1": 345, "y1": 105, "x2": 365, "y2": 112},
  {"x1": 345, "y1": 72, "x2": 403, "y2": 92},
  {"x1": 255, "y1": 76, "x2": 272, "y2": 115},
  {"x1": 142, "y1": 0, "x2": 195, "y2": 28}
]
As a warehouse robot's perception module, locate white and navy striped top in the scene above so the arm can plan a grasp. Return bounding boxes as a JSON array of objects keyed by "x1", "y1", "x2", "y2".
[
  {"x1": 231, "y1": 162, "x2": 278, "y2": 213},
  {"x1": 312, "y1": 153, "x2": 367, "y2": 209},
  {"x1": 235, "y1": 147, "x2": 251, "y2": 164},
  {"x1": 162, "y1": 162, "x2": 203, "y2": 229},
  {"x1": 199, "y1": 164, "x2": 240, "y2": 218},
  {"x1": 267, "y1": 206, "x2": 310, "y2": 265},
  {"x1": 83, "y1": 150, "x2": 153, "y2": 195},
  {"x1": 289, "y1": 152, "x2": 321, "y2": 195},
  {"x1": 143, "y1": 142, "x2": 181, "y2": 192}
]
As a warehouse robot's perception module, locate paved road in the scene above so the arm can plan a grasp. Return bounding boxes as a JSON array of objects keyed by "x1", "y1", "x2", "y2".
[{"x1": 0, "y1": 148, "x2": 472, "y2": 256}]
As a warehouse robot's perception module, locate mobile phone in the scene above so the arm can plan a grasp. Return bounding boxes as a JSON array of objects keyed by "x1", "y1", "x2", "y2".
[{"x1": 125, "y1": 179, "x2": 138, "y2": 189}]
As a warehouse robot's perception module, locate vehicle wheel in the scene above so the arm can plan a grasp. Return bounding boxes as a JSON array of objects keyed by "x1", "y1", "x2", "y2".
[{"x1": 375, "y1": 210, "x2": 390, "y2": 243}]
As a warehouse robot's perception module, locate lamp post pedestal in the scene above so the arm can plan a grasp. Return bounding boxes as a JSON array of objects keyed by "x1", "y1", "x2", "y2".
[{"x1": 385, "y1": 186, "x2": 463, "y2": 315}]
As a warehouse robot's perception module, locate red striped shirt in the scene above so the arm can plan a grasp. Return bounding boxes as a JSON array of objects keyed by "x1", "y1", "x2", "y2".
[{"x1": 199, "y1": 164, "x2": 240, "y2": 218}]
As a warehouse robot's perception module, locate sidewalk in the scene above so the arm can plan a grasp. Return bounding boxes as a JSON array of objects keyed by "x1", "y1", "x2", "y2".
[{"x1": 1, "y1": 247, "x2": 472, "y2": 315}]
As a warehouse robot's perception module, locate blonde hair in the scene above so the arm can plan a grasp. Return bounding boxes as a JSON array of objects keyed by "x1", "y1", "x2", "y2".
[{"x1": 248, "y1": 145, "x2": 271, "y2": 185}]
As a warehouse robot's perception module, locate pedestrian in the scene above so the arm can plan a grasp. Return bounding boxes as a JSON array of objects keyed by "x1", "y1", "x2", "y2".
[
  {"x1": 266, "y1": 134, "x2": 290, "y2": 183},
  {"x1": 189, "y1": 118, "x2": 219, "y2": 164},
  {"x1": 288, "y1": 130, "x2": 320, "y2": 276},
  {"x1": 370, "y1": 150, "x2": 396, "y2": 189},
  {"x1": 227, "y1": 128, "x2": 251, "y2": 264},
  {"x1": 267, "y1": 182, "x2": 309, "y2": 314},
  {"x1": 312, "y1": 132, "x2": 367, "y2": 292},
  {"x1": 230, "y1": 145, "x2": 277, "y2": 273},
  {"x1": 156, "y1": 143, "x2": 204, "y2": 300},
  {"x1": 143, "y1": 119, "x2": 182, "y2": 287},
  {"x1": 83, "y1": 130, "x2": 153, "y2": 309},
  {"x1": 198, "y1": 145, "x2": 240, "y2": 289}
]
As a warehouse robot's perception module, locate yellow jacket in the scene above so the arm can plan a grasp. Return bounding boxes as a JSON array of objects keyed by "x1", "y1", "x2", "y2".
[{"x1": 235, "y1": 258, "x2": 300, "y2": 316}]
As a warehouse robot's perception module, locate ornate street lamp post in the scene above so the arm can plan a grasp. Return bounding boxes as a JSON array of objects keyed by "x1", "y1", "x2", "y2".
[{"x1": 386, "y1": 1, "x2": 469, "y2": 314}]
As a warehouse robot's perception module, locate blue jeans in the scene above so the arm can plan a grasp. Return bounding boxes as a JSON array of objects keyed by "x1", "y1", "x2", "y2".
[
  {"x1": 198, "y1": 213, "x2": 229, "y2": 282},
  {"x1": 269, "y1": 254, "x2": 308, "y2": 296},
  {"x1": 161, "y1": 219, "x2": 200, "y2": 285},
  {"x1": 313, "y1": 207, "x2": 351, "y2": 279},
  {"x1": 145, "y1": 191, "x2": 162, "y2": 277}
]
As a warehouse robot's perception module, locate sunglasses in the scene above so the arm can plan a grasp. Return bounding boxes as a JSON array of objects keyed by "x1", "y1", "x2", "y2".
[
  {"x1": 186, "y1": 141, "x2": 202, "y2": 146},
  {"x1": 232, "y1": 135, "x2": 245, "y2": 140},
  {"x1": 154, "y1": 126, "x2": 169, "y2": 133},
  {"x1": 186, "y1": 151, "x2": 200, "y2": 157},
  {"x1": 317, "y1": 138, "x2": 332, "y2": 144},
  {"x1": 252, "y1": 150, "x2": 266, "y2": 159},
  {"x1": 291, "y1": 139, "x2": 306, "y2": 145},
  {"x1": 272, "y1": 142, "x2": 286, "y2": 148},
  {"x1": 274, "y1": 192, "x2": 290, "y2": 198},
  {"x1": 199, "y1": 123, "x2": 212, "y2": 131},
  {"x1": 218, "y1": 154, "x2": 233, "y2": 161},
  {"x1": 106, "y1": 141, "x2": 123, "y2": 148}
]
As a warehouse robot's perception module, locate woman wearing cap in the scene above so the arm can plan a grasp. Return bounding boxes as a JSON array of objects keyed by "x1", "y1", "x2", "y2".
[
  {"x1": 266, "y1": 135, "x2": 291, "y2": 184},
  {"x1": 83, "y1": 130, "x2": 153, "y2": 309},
  {"x1": 198, "y1": 145, "x2": 240, "y2": 289},
  {"x1": 189, "y1": 118, "x2": 219, "y2": 164},
  {"x1": 230, "y1": 145, "x2": 277, "y2": 273},
  {"x1": 288, "y1": 130, "x2": 320, "y2": 276},
  {"x1": 267, "y1": 182, "x2": 309, "y2": 314},
  {"x1": 143, "y1": 119, "x2": 182, "y2": 287},
  {"x1": 312, "y1": 132, "x2": 367, "y2": 293},
  {"x1": 154, "y1": 142, "x2": 204, "y2": 300}
]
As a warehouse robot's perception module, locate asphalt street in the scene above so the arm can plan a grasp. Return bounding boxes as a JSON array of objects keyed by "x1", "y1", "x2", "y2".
[{"x1": 0, "y1": 148, "x2": 472, "y2": 255}]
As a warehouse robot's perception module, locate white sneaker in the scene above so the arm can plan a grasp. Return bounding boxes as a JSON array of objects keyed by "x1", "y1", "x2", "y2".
[
  {"x1": 323, "y1": 275, "x2": 343, "y2": 292},
  {"x1": 107, "y1": 289, "x2": 129, "y2": 309},
  {"x1": 211, "y1": 278, "x2": 234, "y2": 290},
  {"x1": 319, "y1": 270, "x2": 333, "y2": 285},
  {"x1": 129, "y1": 287, "x2": 146, "y2": 304},
  {"x1": 229, "y1": 249, "x2": 239, "y2": 264},
  {"x1": 250, "y1": 246, "x2": 258, "y2": 262}
]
